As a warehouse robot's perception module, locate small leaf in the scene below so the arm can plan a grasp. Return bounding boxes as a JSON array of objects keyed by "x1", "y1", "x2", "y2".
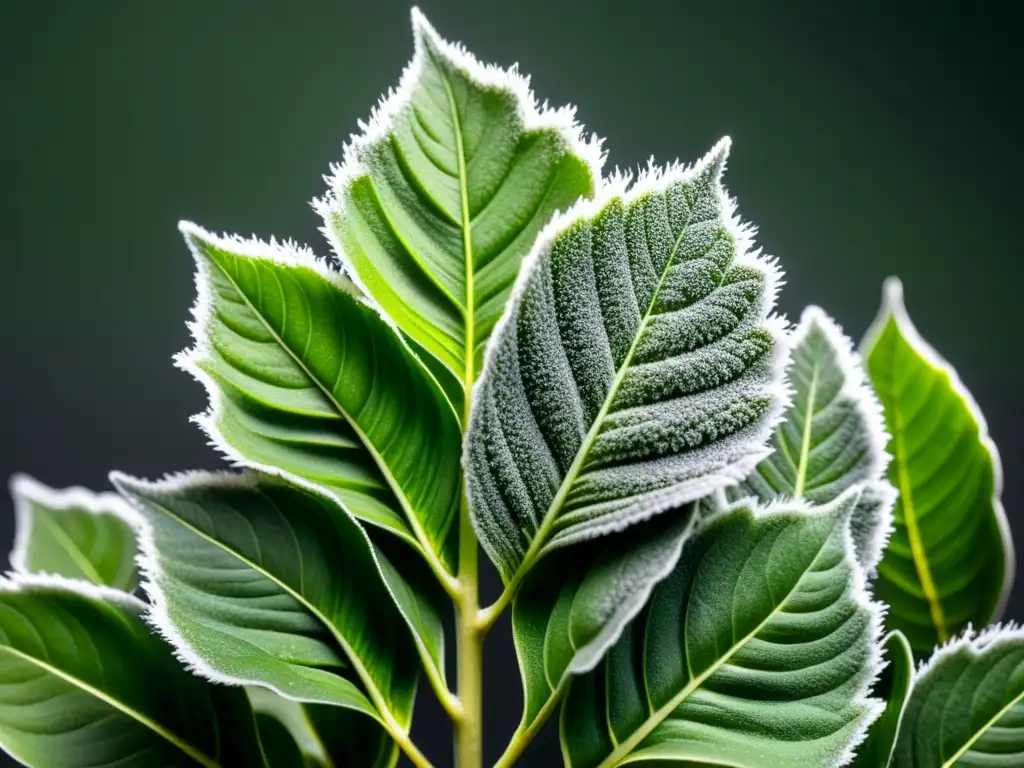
[
  {"x1": 466, "y1": 139, "x2": 789, "y2": 586},
  {"x1": 892, "y1": 624, "x2": 1024, "y2": 767},
  {"x1": 853, "y1": 631, "x2": 914, "y2": 768},
  {"x1": 509, "y1": 505, "x2": 695, "y2": 747},
  {"x1": 560, "y1": 489, "x2": 884, "y2": 768},
  {"x1": 862, "y1": 278, "x2": 1014, "y2": 655},
  {"x1": 0, "y1": 575, "x2": 264, "y2": 768},
  {"x1": 9, "y1": 474, "x2": 138, "y2": 591},
  {"x1": 248, "y1": 687, "x2": 396, "y2": 768},
  {"x1": 317, "y1": 9, "x2": 603, "y2": 383},
  {"x1": 177, "y1": 223, "x2": 462, "y2": 582},
  {"x1": 112, "y1": 471, "x2": 432, "y2": 750},
  {"x1": 726, "y1": 306, "x2": 897, "y2": 574}
]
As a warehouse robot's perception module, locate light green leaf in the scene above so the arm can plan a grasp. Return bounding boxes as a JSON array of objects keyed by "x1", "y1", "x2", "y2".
[
  {"x1": 892, "y1": 624, "x2": 1024, "y2": 767},
  {"x1": 248, "y1": 687, "x2": 396, "y2": 768},
  {"x1": 177, "y1": 222, "x2": 462, "y2": 585},
  {"x1": 0, "y1": 575, "x2": 265, "y2": 768},
  {"x1": 853, "y1": 631, "x2": 914, "y2": 768},
  {"x1": 466, "y1": 139, "x2": 789, "y2": 587},
  {"x1": 111, "y1": 471, "x2": 432, "y2": 759},
  {"x1": 726, "y1": 306, "x2": 897, "y2": 573},
  {"x1": 560, "y1": 489, "x2": 884, "y2": 768},
  {"x1": 505, "y1": 505, "x2": 696, "y2": 760},
  {"x1": 862, "y1": 277, "x2": 1014, "y2": 655},
  {"x1": 317, "y1": 8, "x2": 602, "y2": 386},
  {"x1": 9, "y1": 474, "x2": 138, "y2": 591}
]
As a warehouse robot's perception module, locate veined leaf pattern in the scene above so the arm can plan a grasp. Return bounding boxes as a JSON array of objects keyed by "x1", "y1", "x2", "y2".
[
  {"x1": 9, "y1": 474, "x2": 138, "y2": 591},
  {"x1": 862, "y1": 278, "x2": 1014, "y2": 655},
  {"x1": 112, "y1": 471, "x2": 435, "y2": 766},
  {"x1": 560, "y1": 490, "x2": 884, "y2": 768},
  {"x1": 177, "y1": 224, "x2": 462, "y2": 582},
  {"x1": 317, "y1": 9, "x2": 603, "y2": 386},
  {"x1": 466, "y1": 139, "x2": 789, "y2": 585},
  {"x1": 0, "y1": 576, "x2": 264, "y2": 768},
  {"x1": 893, "y1": 624, "x2": 1024, "y2": 767}
]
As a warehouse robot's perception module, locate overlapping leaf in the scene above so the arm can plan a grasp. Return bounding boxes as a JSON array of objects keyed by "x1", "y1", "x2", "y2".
[
  {"x1": 560, "y1": 490, "x2": 883, "y2": 768},
  {"x1": 892, "y1": 624, "x2": 1024, "y2": 767},
  {"x1": 0, "y1": 576, "x2": 264, "y2": 768},
  {"x1": 725, "y1": 306, "x2": 897, "y2": 572},
  {"x1": 112, "y1": 471, "x2": 434, "y2": 759},
  {"x1": 508, "y1": 505, "x2": 695, "y2": 754},
  {"x1": 9, "y1": 475, "x2": 138, "y2": 591},
  {"x1": 863, "y1": 278, "x2": 1014, "y2": 655},
  {"x1": 248, "y1": 687, "x2": 396, "y2": 768},
  {"x1": 853, "y1": 631, "x2": 914, "y2": 768},
  {"x1": 317, "y1": 9, "x2": 603, "y2": 385},
  {"x1": 466, "y1": 139, "x2": 789, "y2": 585},
  {"x1": 177, "y1": 223, "x2": 462, "y2": 582}
]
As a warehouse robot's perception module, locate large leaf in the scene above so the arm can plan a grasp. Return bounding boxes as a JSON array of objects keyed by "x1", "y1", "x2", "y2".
[
  {"x1": 0, "y1": 575, "x2": 264, "y2": 768},
  {"x1": 862, "y1": 277, "x2": 1014, "y2": 655},
  {"x1": 892, "y1": 624, "x2": 1024, "y2": 767},
  {"x1": 560, "y1": 489, "x2": 884, "y2": 768},
  {"x1": 9, "y1": 474, "x2": 138, "y2": 591},
  {"x1": 248, "y1": 687, "x2": 396, "y2": 768},
  {"x1": 853, "y1": 631, "x2": 914, "y2": 768},
  {"x1": 506, "y1": 504, "x2": 696, "y2": 757},
  {"x1": 111, "y1": 471, "x2": 433, "y2": 764},
  {"x1": 177, "y1": 223, "x2": 462, "y2": 584},
  {"x1": 466, "y1": 139, "x2": 789, "y2": 585},
  {"x1": 316, "y1": 9, "x2": 603, "y2": 386},
  {"x1": 726, "y1": 306, "x2": 897, "y2": 572}
]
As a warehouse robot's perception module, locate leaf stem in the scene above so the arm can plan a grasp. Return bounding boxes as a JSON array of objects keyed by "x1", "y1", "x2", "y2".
[{"x1": 492, "y1": 681, "x2": 569, "y2": 768}]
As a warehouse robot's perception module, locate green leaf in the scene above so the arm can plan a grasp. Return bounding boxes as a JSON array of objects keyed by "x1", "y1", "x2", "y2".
[
  {"x1": 177, "y1": 223, "x2": 463, "y2": 584},
  {"x1": 853, "y1": 631, "x2": 914, "y2": 768},
  {"x1": 725, "y1": 306, "x2": 897, "y2": 573},
  {"x1": 466, "y1": 140, "x2": 789, "y2": 586},
  {"x1": 248, "y1": 687, "x2": 396, "y2": 768},
  {"x1": 9, "y1": 474, "x2": 138, "y2": 591},
  {"x1": 508, "y1": 505, "x2": 696, "y2": 754},
  {"x1": 560, "y1": 489, "x2": 884, "y2": 768},
  {"x1": 862, "y1": 277, "x2": 1014, "y2": 655},
  {"x1": 317, "y1": 9, "x2": 602, "y2": 385},
  {"x1": 0, "y1": 575, "x2": 264, "y2": 768},
  {"x1": 111, "y1": 471, "x2": 431, "y2": 757},
  {"x1": 892, "y1": 624, "x2": 1024, "y2": 767}
]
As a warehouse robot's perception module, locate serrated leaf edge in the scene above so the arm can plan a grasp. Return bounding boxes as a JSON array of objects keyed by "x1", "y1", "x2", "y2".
[
  {"x1": 467, "y1": 138, "x2": 794, "y2": 574},
  {"x1": 8, "y1": 474, "x2": 140, "y2": 584},
  {"x1": 312, "y1": 7, "x2": 606, "y2": 237},
  {"x1": 860, "y1": 276, "x2": 1015, "y2": 623},
  {"x1": 109, "y1": 468, "x2": 425, "y2": 729}
]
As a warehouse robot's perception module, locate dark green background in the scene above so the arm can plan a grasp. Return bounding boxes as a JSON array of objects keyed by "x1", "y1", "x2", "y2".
[{"x1": 1, "y1": 1, "x2": 1021, "y2": 765}]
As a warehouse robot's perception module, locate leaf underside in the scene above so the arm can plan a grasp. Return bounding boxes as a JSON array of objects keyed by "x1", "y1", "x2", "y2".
[
  {"x1": 863, "y1": 279, "x2": 1012, "y2": 655},
  {"x1": 893, "y1": 626, "x2": 1024, "y2": 767},
  {"x1": 467, "y1": 140, "x2": 787, "y2": 583},
  {"x1": 113, "y1": 471, "x2": 424, "y2": 738},
  {"x1": 561, "y1": 491, "x2": 882, "y2": 768},
  {"x1": 0, "y1": 580, "x2": 263, "y2": 768},
  {"x1": 319, "y1": 10, "x2": 600, "y2": 382}
]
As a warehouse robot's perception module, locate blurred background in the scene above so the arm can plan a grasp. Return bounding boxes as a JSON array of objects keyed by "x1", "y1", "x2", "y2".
[{"x1": 1, "y1": 1, "x2": 1021, "y2": 764}]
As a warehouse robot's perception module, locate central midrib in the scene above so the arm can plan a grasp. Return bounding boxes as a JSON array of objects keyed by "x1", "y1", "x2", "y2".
[
  {"x1": 792, "y1": 363, "x2": 820, "y2": 498},
  {"x1": 891, "y1": 399, "x2": 948, "y2": 642},
  {"x1": 36, "y1": 514, "x2": 105, "y2": 585},
  {"x1": 942, "y1": 686, "x2": 1024, "y2": 766},
  {"x1": 506, "y1": 205, "x2": 697, "y2": 589},
  {"x1": 595, "y1": 518, "x2": 841, "y2": 768}
]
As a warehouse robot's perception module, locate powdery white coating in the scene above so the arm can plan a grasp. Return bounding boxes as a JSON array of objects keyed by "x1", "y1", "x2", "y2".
[
  {"x1": 915, "y1": 621, "x2": 1024, "y2": 679},
  {"x1": 465, "y1": 139, "x2": 793, "y2": 580},
  {"x1": 699, "y1": 487, "x2": 887, "y2": 768},
  {"x1": 0, "y1": 570, "x2": 146, "y2": 614},
  {"x1": 109, "y1": 468, "x2": 439, "y2": 711},
  {"x1": 8, "y1": 473, "x2": 141, "y2": 578},
  {"x1": 313, "y1": 7, "x2": 605, "y2": 225},
  {"x1": 862, "y1": 277, "x2": 1015, "y2": 622}
]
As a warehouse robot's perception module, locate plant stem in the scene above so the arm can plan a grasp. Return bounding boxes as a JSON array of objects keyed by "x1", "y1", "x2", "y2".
[
  {"x1": 455, "y1": 491, "x2": 484, "y2": 767},
  {"x1": 492, "y1": 682, "x2": 569, "y2": 768}
]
